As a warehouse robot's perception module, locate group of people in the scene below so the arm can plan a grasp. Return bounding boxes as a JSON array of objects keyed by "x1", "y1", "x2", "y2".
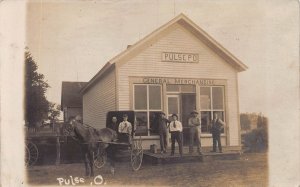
[
  {"x1": 157, "y1": 110, "x2": 225, "y2": 157},
  {"x1": 109, "y1": 114, "x2": 133, "y2": 144},
  {"x1": 106, "y1": 111, "x2": 225, "y2": 157}
]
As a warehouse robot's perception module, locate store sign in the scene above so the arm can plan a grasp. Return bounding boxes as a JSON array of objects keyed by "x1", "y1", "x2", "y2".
[
  {"x1": 162, "y1": 52, "x2": 199, "y2": 63},
  {"x1": 142, "y1": 77, "x2": 215, "y2": 85}
]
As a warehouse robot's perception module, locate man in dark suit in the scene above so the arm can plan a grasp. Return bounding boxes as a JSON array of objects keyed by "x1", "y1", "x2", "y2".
[
  {"x1": 109, "y1": 116, "x2": 119, "y2": 133},
  {"x1": 157, "y1": 112, "x2": 170, "y2": 154},
  {"x1": 211, "y1": 113, "x2": 225, "y2": 153}
]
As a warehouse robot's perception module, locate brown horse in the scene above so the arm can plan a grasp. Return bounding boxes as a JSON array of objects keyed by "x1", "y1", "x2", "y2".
[{"x1": 71, "y1": 118, "x2": 117, "y2": 176}]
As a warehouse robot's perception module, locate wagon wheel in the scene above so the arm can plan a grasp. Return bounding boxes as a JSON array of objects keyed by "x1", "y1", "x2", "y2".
[
  {"x1": 131, "y1": 138, "x2": 143, "y2": 171},
  {"x1": 94, "y1": 151, "x2": 107, "y2": 169},
  {"x1": 25, "y1": 146, "x2": 30, "y2": 166},
  {"x1": 26, "y1": 141, "x2": 39, "y2": 166}
]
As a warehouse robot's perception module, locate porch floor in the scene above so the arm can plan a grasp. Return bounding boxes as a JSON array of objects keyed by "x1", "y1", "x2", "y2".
[{"x1": 143, "y1": 147, "x2": 241, "y2": 165}]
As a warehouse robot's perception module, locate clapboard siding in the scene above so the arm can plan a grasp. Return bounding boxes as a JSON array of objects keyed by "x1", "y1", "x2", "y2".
[
  {"x1": 117, "y1": 24, "x2": 240, "y2": 146},
  {"x1": 83, "y1": 70, "x2": 116, "y2": 129}
]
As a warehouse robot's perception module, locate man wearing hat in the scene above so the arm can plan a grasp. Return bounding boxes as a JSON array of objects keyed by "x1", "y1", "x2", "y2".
[
  {"x1": 210, "y1": 113, "x2": 225, "y2": 153},
  {"x1": 188, "y1": 110, "x2": 202, "y2": 155},
  {"x1": 157, "y1": 112, "x2": 170, "y2": 154},
  {"x1": 118, "y1": 114, "x2": 132, "y2": 143},
  {"x1": 169, "y1": 114, "x2": 183, "y2": 157}
]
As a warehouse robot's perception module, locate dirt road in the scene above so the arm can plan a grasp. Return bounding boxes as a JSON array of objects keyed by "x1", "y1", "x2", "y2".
[{"x1": 27, "y1": 152, "x2": 267, "y2": 187}]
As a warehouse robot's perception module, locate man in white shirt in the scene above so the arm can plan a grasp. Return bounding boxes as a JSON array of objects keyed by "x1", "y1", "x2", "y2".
[
  {"x1": 169, "y1": 114, "x2": 183, "y2": 157},
  {"x1": 118, "y1": 114, "x2": 132, "y2": 143}
]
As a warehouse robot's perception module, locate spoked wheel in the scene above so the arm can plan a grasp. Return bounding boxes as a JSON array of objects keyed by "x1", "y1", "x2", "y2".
[
  {"x1": 25, "y1": 146, "x2": 30, "y2": 166},
  {"x1": 26, "y1": 141, "x2": 39, "y2": 166},
  {"x1": 94, "y1": 151, "x2": 107, "y2": 169},
  {"x1": 131, "y1": 137, "x2": 143, "y2": 171}
]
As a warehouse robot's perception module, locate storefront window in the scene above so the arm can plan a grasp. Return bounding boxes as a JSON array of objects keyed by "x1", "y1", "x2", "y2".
[
  {"x1": 200, "y1": 86, "x2": 225, "y2": 133},
  {"x1": 134, "y1": 85, "x2": 147, "y2": 110},
  {"x1": 133, "y1": 84, "x2": 162, "y2": 136},
  {"x1": 200, "y1": 111, "x2": 211, "y2": 133},
  {"x1": 213, "y1": 111, "x2": 225, "y2": 133},
  {"x1": 149, "y1": 111, "x2": 161, "y2": 135},
  {"x1": 149, "y1": 85, "x2": 161, "y2": 110},
  {"x1": 200, "y1": 87, "x2": 211, "y2": 110},
  {"x1": 135, "y1": 112, "x2": 148, "y2": 136},
  {"x1": 212, "y1": 87, "x2": 224, "y2": 110}
]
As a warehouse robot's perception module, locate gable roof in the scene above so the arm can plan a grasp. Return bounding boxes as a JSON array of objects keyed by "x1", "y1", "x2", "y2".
[
  {"x1": 61, "y1": 81, "x2": 87, "y2": 110},
  {"x1": 81, "y1": 13, "x2": 248, "y2": 94}
]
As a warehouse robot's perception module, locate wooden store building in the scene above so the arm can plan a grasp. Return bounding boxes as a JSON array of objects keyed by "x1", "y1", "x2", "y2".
[{"x1": 80, "y1": 14, "x2": 248, "y2": 150}]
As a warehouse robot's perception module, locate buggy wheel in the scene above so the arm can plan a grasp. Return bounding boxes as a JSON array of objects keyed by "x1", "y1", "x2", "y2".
[
  {"x1": 131, "y1": 138, "x2": 143, "y2": 171},
  {"x1": 94, "y1": 151, "x2": 107, "y2": 169},
  {"x1": 25, "y1": 146, "x2": 30, "y2": 166},
  {"x1": 27, "y1": 141, "x2": 39, "y2": 166}
]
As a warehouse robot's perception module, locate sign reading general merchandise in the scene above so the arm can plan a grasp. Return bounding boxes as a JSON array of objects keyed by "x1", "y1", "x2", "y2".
[
  {"x1": 142, "y1": 77, "x2": 215, "y2": 85},
  {"x1": 162, "y1": 52, "x2": 199, "y2": 63}
]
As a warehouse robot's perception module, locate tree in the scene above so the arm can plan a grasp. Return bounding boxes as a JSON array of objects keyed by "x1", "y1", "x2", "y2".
[
  {"x1": 257, "y1": 113, "x2": 268, "y2": 129},
  {"x1": 240, "y1": 113, "x2": 251, "y2": 131},
  {"x1": 48, "y1": 102, "x2": 61, "y2": 123},
  {"x1": 25, "y1": 50, "x2": 50, "y2": 127}
]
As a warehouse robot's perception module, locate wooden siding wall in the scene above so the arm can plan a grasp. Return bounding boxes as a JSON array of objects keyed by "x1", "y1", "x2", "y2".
[
  {"x1": 83, "y1": 70, "x2": 116, "y2": 129},
  {"x1": 117, "y1": 24, "x2": 240, "y2": 146}
]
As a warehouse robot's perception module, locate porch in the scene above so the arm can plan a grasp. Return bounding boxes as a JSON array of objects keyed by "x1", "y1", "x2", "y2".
[{"x1": 143, "y1": 147, "x2": 241, "y2": 165}]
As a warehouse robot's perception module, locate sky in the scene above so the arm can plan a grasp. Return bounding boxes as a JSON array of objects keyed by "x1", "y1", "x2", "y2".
[{"x1": 26, "y1": 0, "x2": 299, "y2": 116}]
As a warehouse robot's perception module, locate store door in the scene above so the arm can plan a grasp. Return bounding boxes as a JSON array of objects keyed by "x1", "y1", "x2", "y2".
[
  {"x1": 166, "y1": 95, "x2": 180, "y2": 147},
  {"x1": 167, "y1": 95, "x2": 180, "y2": 120},
  {"x1": 181, "y1": 94, "x2": 196, "y2": 146},
  {"x1": 167, "y1": 94, "x2": 196, "y2": 146}
]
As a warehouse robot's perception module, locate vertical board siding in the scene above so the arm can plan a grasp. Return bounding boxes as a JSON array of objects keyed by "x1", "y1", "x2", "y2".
[
  {"x1": 83, "y1": 70, "x2": 116, "y2": 129},
  {"x1": 118, "y1": 24, "x2": 240, "y2": 146}
]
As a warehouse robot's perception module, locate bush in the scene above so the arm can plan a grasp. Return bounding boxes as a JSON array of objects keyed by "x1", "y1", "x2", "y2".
[{"x1": 242, "y1": 126, "x2": 268, "y2": 152}]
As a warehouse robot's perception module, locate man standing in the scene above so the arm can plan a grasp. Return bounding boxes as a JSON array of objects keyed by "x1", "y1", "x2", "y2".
[
  {"x1": 188, "y1": 110, "x2": 202, "y2": 155},
  {"x1": 211, "y1": 113, "x2": 225, "y2": 153},
  {"x1": 118, "y1": 114, "x2": 132, "y2": 144},
  {"x1": 109, "y1": 116, "x2": 119, "y2": 133},
  {"x1": 157, "y1": 112, "x2": 170, "y2": 154},
  {"x1": 169, "y1": 114, "x2": 183, "y2": 157}
]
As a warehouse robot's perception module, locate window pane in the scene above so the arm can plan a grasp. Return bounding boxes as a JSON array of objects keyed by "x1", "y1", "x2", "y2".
[
  {"x1": 181, "y1": 85, "x2": 196, "y2": 93},
  {"x1": 166, "y1": 84, "x2": 180, "y2": 92},
  {"x1": 213, "y1": 111, "x2": 225, "y2": 133},
  {"x1": 201, "y1": 111, "x2": 211, "y2": 133},
  {"x1": 134, "y1": 85, "x2": 147, "y2": 110},
  {"x1": 149, "y1": 85, "x2": 161, "y2": 110},
  {"x1": 135, "y1": 112, "x2": 148, "y2": 136},
  {"x1": 212, "y1": 87, "x2": 224, "y2": 109},
  {"x1": 149, "y1": 111, "x2": 161, "y2": 135},
  {"x1": 200, "y1": 87, "x2": 211, "y2": 110},
  {"x1": 168, "y1": 97, "x2": 179, "y2": 116}
]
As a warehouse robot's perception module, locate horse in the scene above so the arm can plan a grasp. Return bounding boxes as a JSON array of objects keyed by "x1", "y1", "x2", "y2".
[{"x1": 71, "y1": 118, "x2": 118, "y2": 177}]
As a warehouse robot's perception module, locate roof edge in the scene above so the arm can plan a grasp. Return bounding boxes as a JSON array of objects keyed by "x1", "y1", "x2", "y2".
[
  {"x1": 80, "y1": 62, "x2": 115, "y2": 94},
  {"x1": 82, "y1": 13, "x2": 248, "y2": 94}
]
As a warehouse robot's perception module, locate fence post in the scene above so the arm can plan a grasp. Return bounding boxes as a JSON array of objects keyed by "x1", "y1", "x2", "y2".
[{"x1": 55, "y1": 136, "x2": 61, "y2": 165}]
